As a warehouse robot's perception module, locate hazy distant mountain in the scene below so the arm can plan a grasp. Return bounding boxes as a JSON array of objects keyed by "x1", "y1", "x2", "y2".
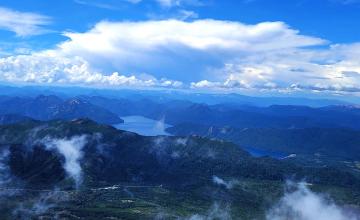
[
  {"x1": 0, "y1": 95, "x2": 123, "y2": 124},
  {"x1": 76, "y1": 95, "x2": 360, "y2": 130},
  {"x1": 3, "y1": 93, "x2": 359, "y2": 131},
  {"x1": 0, "y1": 84, "x2": 351, "y2": 107},
  {"x1": 167, "y1": 123, "x2": 360, "y2": 160},
  {"x1": 144, "y1": 102, "x2": 360, "y2": 130},
  {"x1": 0, "y1": 114, "x2": 34, "y2": 125}
]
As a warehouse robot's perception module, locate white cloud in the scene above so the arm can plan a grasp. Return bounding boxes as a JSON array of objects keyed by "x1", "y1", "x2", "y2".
[
  {"x1": 74, "y1": 0, "x2": 201, "y2": 8},
  {"x1": 1, "y1": 18, "x2": 360, "y2": 95},
  {"x1": 187, "y1": 203, "x2": 231, "y2": 220},
  {"x1": 267, "y1": 182, "x2": 359, "y2": 220},
  {"x1": 55, "y1": 19, "x2": 326, "y2": 83},
  {"x1": 0, "y1": 148, "x2": 10, "y2": 187},
  {"x1": 0, "y1": 50, "x2": 182, "y2": 88},
  {"x1": 60, "y1": 19, "x2": 323, "y2": 52},
  {"x1": 156, "y1": 0, "x2": 180, "y2": 7},
  {"x1": 74, "y1": 0, "x2": 143, "y2": 10},
  {"x1": 177, "y1": 10, "x2": 199, "y2": 20},
  {"x1": 190, "y1": 44, "x2": 360, "y2": 94},
  {"x1": 0, "y1": 7, "x2": 51, "y2": 36},
  {"x1": 44, "y1": 136, "x2": 88, "y2": 188},
  {"x1": 155, "y1": 0, "x2": 204, "y2": 7},
  {"x1": 212, "y1": 176, "x2": 237, "y2": 189},
  {"x1": 127, "y1": 0, "x2": 142, "y2": 3}
]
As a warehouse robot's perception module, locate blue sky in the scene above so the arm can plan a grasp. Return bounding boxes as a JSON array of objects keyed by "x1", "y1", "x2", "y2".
[
  {"x1": 0, "y1": 0, "x2": 360, "y2": 98},
  {"x1": 2, "y1": 0, "x2": 360, "y2": 44}
]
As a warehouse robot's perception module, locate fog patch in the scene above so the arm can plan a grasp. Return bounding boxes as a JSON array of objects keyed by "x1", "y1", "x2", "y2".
[
  {"x1": 92, "y1": 132, "x2": 114, "y2": 155},
  {"x1": 212, "y1": 176, "x2": 237, "y2": 189},
  {"x1": 0, "y1": 148, "x2": 10, "y2": 186},
  {"x1": 43, "y1": 135, "x2": 88, "y2": 188},
  {"x1": 0, "y1": 147, "x2": 19, "y2": 198},
  {"x1": 155, "y1": 117, "x2": 166, "y2": 132},
  {"x1": 175, "y1": 137, "x2": 188, "y2": 146},
  {"x1": 151, "y1": 136, "x2": 167, "y2": 156},
  {"x1": 23, "y1": 125, "x2": 50, "y2": 147},
  {"x1": 206, "y1": 149, "x2": 216, "y2": 159},
  {"x1": 12, "y1": 189, "x2": 68, "y2": 219},
  {"x1": 267, "y1": 182, "x2": 360, "y2": 220},
  {"x1": 171, "y1": 151, "x2": 181, "y2": 159}
]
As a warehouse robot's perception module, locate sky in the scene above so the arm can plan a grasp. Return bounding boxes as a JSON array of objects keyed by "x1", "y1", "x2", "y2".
[{"x1": 0, "y1": 0, "x2": 360, "y2": 98}]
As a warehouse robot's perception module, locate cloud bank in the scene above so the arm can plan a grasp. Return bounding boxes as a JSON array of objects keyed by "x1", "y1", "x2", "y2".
[
  {"x1": 0, "y1": 50, "x2": 182, "y2": 88},
  {"x1": 1, "y1": 19, "x2": 360, "y2": 96}
]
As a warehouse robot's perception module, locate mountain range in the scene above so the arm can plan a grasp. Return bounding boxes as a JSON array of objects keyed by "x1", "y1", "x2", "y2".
[
  {"x1": 0, "y1": 119, "x2": 359, "y2": 219},
  {"x1": 0, "y1": 95, "x2": 123, "y2": 124}
]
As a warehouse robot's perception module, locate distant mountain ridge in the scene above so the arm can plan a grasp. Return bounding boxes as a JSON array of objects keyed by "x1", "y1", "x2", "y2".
[
  {"x1": 0, "y1": 95, "x2": 123, "y2": 124},
  {"x1": 2, "y1": 94, "x2": 360, "y2": 132},
  {"x1": 0, "y1": 114, "x2": 34, "y2": 125},
  {"x1": 167, "y1": 124, "x2": 360, "y2": 160},
  {"x1": 79, "y1": 96, "x2": 360, "y2": 130},
  {"x1": 0, "y1": 84, "x2": 352, "y2": 107}
]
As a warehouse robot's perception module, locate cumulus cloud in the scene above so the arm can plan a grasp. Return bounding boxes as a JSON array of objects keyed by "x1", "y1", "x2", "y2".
[
  {"x1": 267, "y1": 182, "x2": 359, "y2": 220},
  {"x1": 0, "y1": 50, "x2": 182, "y2": 88},
  {"x1": 60, "y1": 19, "x2": 323, "y2": 54},
  {"x1": 0, "y1": 19, "x2": 324, "y2": 85},
  {"x1": 43, "y1": 136, "x2": 88, "y2": 188},
  {"x1": 191, "y1": 44, "x2": 360, "y2": 94},
  {"x1": 1, "y1": 18, "x2": 360, "y2": 95},
  {"x1": 0, "y1": 7, "x2": 51, "y2": 37}
]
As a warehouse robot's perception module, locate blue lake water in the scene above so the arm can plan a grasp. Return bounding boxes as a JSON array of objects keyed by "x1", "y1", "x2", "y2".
[
  {"x1": 113, "y1": 116, "x2": 172, "y2": 136},
  {"x1": 114, "y1": 117, "x2": 290, "y2": 159}
]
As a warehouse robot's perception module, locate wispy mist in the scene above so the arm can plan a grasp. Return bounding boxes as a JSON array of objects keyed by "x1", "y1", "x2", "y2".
[
  {"x1": 0, "y1": 148, "x2": 10, "y2": 186},
  {"x1": 212, "y1": 176, "x2": 237, "y2": 190},
  {"x1": 186, "y1": 203, "x2": 231, "y2": 220},
  {"x1": 43, "y1": 135, "x2": 88, "y2": 188},
  {"x1": 12, "y1": 189, "x2": 68, "y2": 219}
]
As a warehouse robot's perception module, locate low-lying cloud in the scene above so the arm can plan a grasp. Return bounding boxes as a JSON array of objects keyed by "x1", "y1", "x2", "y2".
[
  {"x1": 12, "y1": 189, "x2": 68, "y2": 219},
  {"x1": 212, "y1": 175, "x2": 237, "y2": 189},
  {"x1": 186, "y1": 203, "x2": 231, "y2": 220},
  {"x1": 0, "y1": 148, "x2": 11, "y2": 188},
  {"x1": 43, "y1": 135, "x2": 88, "y2": 188},
  {"x1": 267, "y1": 182, "x2": 360, "y2": 220}
]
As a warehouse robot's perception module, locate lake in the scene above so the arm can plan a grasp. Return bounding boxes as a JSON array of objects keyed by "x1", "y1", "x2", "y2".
[
  {"x1": 113, "y1": 115, "x2": 172, "y2": 136},
  {"x1": 114, "y1": 117, "x2": 291, "y2": 159}
]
